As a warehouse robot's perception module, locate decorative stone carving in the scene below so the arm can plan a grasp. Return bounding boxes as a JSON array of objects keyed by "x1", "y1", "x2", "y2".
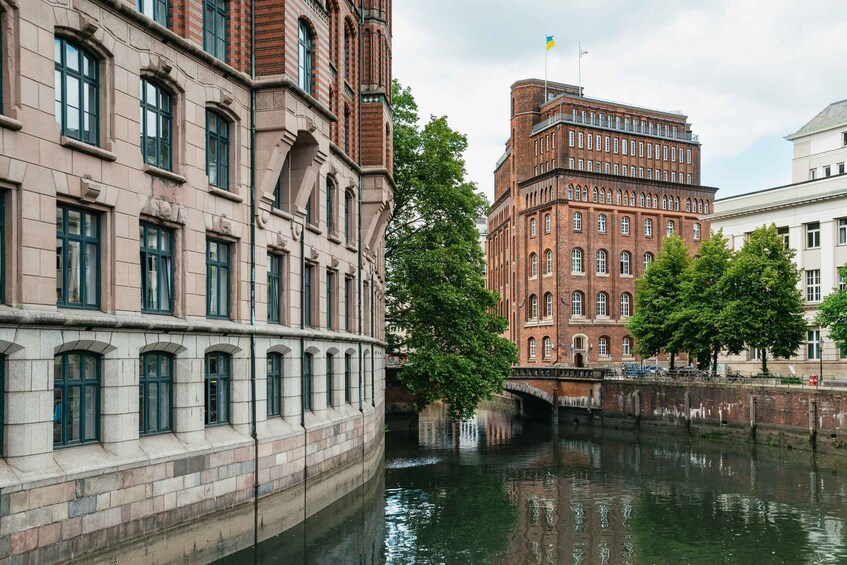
[
  {"x1": 310, "y1": 248, "x2": 319, "y2": 261},
  {"x1": 78, "y1": 16, "x2": 98, "y2": 37},
  {"x1": 141, "y1": 198, "x2": 186, "y2": 225},
  {"x1": 256, "y1": 209, "x2": 270, "y2": 229},
  {"x1": 149, "y1": 55, "x2": 173, "y2": 80},
  {"x1": 331, "y1": 257, "x2": 340, "y2": 269},
  {"x1": 212, "y1": 215, "x2": 233, "y2": 236},
  {"x1": 79, "y1": 175, "x2": 101, "y2": 203},
  {"x1": 291, "y1": 222, "x2": 303, "y2": 241}
]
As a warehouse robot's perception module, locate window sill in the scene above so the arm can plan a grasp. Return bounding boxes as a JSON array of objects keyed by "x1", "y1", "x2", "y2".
[
  {"x1": 209, "y1": 185, "x2": 244, "y2": 203},
  {"x1": 328, "y1": 233, "x2": 343, "y2": 245},
  {"x1": 571, "y1": 272, "x2": 585, "y2": 276},
  {"x1": 270, "y1": 207, "x2": 294, "y2": 220},
  {"x1": 346, "y1": 242, "x2": 358, "y2": 252},
  {"x1": 60, "y1": 136, "x2": 117, "y2": 162},
  {"x1": 306, "y1": 224, "x2": 322, "y2": 235},
  {"x1": 144, "y1": 164, "x2": 187, "y2": 185},
  {"x1": 0, "y1": 114, "x2": 22, "y2": 131}
]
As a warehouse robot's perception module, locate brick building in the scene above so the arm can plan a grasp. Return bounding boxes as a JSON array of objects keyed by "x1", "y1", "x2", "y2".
[
  {"x1": 0, "y1": 0, "x2": 391, "y2": 561},
  {"x1": 488, "y1": 79, "x2": 716, "y2": 367}
]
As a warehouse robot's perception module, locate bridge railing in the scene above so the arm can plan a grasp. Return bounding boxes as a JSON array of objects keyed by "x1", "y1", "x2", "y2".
[{"x1": 511, "y1": 367, "x2": 605, "y2": 380}]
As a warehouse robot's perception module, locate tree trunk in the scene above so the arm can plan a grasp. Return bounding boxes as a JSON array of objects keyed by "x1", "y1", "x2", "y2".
[
  {"x1": 670, "y1": 352, "x2": 676, "y2": 370},
  {"x1": 712, "y1": 347, "x2": 719, "y2": 374},
  {"x1": 761, "y1": 350, "x2": 768, "y2": 375}
]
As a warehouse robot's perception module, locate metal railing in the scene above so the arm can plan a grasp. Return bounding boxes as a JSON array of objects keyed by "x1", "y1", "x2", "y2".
[
  {"x1": 531, "y1": 112, "x2": 699, "y2": 143},
  {"x1": 511, "y1": 367, "x2": 604, "y2": 380}
]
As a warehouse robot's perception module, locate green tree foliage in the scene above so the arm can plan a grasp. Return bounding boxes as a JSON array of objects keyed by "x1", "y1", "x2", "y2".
[
  {"x1": 675, "y1": 230, "x2": 742, "y2": 371},
  {"x1": 629, "y1": 235, "x2": 691, "y2": 369},
  {"x1": 386, "y1": 80, "x2": 518, "y2": 421},
  {"x1": 815, "y1": 267, "x2": 847, "y2": 354},
  {"x1": 720, "y1": 225, "x2": 806, "y2": 374}
]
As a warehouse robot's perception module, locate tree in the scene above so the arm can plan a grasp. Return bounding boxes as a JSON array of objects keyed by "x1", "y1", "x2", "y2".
[
  {"x1": 675, "y1": 230, "x2": 742, "y2": 372},
  {"x1": 628, "y1": 235, "x2": 691, "y2": 369},
  {"x1": 386, "y1": 80, "x2": 518, "y2": 421},
  {"x1": 815, "y1": 267, "x2": 847, "y2": 355},
  {"x1": 719, "y1": 224, "x2": 806, "y2": 374}
]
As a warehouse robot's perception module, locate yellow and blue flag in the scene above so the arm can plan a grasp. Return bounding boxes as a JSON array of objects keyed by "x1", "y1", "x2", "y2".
[{"x1": 546, "y1": 35, "x2": 555, "y2": 51}]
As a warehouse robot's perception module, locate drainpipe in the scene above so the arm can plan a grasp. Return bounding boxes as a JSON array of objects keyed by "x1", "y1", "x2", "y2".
[
  {"x1": 249, "y1": 0, "x2": 259, "y2": 548},
  {"x1": 358, "y1": 0, "x2": 366, "y2": 477}
]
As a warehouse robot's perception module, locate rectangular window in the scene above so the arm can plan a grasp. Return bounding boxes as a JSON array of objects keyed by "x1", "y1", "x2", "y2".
[
  {"x1": 303, "y1": 352, "x2": 313, "y2": 411},
  {"x1": 630, "y1": 166, "x2": 635, "y2": 177},
  {"x1": 604, "y1": 136, "x2": 610, "y2": 152},
  {"x1": 535, "y1": 140, "x2": 538, "y2": 155},
  {"x1": 205, "y1": 352, "x2": 230, "y2": 425},
  {"x1": 825, "y1": 165, "x2": 832, "y2": 177},
  {"x1": 639, "y1": 167, "x2": 644, "y2": 178},
  {"x1": 777, "y1": 226, "x2": 789, "y2": 248},
  {"x1": 54, "y1": 352, "x2": 100, "y2": 446},
  {"x1": 806, "y1": 222, "x2": 821, "y2": 249},
  {"x1": 327, "y1": 270, "x2": 335, "y2": 329},
  {"x1": 140, "y1": 79, "x2": 173, "y2": 171},
  {"x1": 569, "y1": 131, "x2": 574, "y2": 147},
  {"x1": 206, "y1": 238, "x2": 230, "y2": 319},
  {"x1": 621, "y1": 139, "x2": 627, "y2": 154},
  {"x1": 326, "y1": 354, "x2": 334, "y2": 407},
  {"x1": 647, "y1": 144, "x2": 652, "y2": 159},
  {"x1": 139, "y1": 352, "x2": 173, "y2": 435},
  {"x1": 138, "y1": 0, "x2": 169, "y2": 27},
  {"x1": 838, "y1": 219, "x2": 847, "y2": 245},
  {"x1": 203, "y1": 0, "x2": 228, "y2": 61},
  {"x1": 671, "y1": 147, "x2": 676, "y2": 162},
  {"x1": 807, "y1": 329, "x2": 821, "y2": 360},
  {"x1": 687, "y1": 174, "x2": 692, "y2": 184},
  {"x1": 806, "y1": 269, "x2": 821, "y2": 302},
  {"x1": 268, "y1": 253, "x2": 282, "y2": 323},
  {"x1": 344, "y1": 353, "x2": 352, "y2": 404},
  {"x1": 663, "y1": 146, "x2": 668, "y2": 160},
  {"x1": 140, "y1": 223, "x2": 174, "y2": 314},
  {"x1": 840, "y1": 163, "x2": 845, "y2": 175},
  {"x1": 613, "y1": 164, "x2": 619, "y2": 175},
  {"x1": 843, "y1": 132, "x2": 847, "y2": 146},
  {"x1": 344, "y1": 191, "x2": 353, "y2": 243},
  {"x1": 304, "y1": 262, "x2": 314, "y2": 327},
  {"x1": 687, "y1": 149, "x2": 692, "y2": 164},
  {"x1": 639, "y1": 142, "x2": 644, "y2": 157},
  {"x1": 54, "y1": 38, "x2": 100, "y2": 146},
  {"x1": 578, "y1": 132, "x2": 583, "y2": 148},
  {"x1": 810, "y1": 169, "x2": 817, "y2": 180},
  {"x1": 267, "y1": 353, "x2": 282, "y2": 417},
  {"x1": 0, "y1": 193, "x2": 4, "y2": 305},
  {"x1": 345, "y1": 277, "x2": 353, "y2": 332},
  {"x1": 613, "y1": 138, "x2": 619, "y2": 153},
  {"x1": 604, "y1": 162, "x2": 610, "y2": 174},
  {"x1": 578, "y1": 159, "x2": 584, "y2": 171},
  {"x1": 568, "y1": 158, "x2": 574, "y2": 169},
  {"x1": 56, "y1": 205, "x2": 100, "y2": 309},
  {"x1": 206, "y1": 110, "x2": 230, "y2": 190}
]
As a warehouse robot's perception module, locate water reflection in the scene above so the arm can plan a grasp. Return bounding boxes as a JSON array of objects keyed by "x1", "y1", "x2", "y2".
[{"x1": 219, "y1": 400, "x2": 847, "y2": 564}]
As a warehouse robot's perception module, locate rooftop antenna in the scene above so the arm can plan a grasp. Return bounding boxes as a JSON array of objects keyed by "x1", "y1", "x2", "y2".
[{"x1": 578, "y1": 43, "x2": 588, "y2": 96}]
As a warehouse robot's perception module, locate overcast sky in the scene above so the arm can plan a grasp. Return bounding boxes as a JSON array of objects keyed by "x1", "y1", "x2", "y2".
[{"x1": 392, "y1": 0, "x2": 847, "y2": 203}]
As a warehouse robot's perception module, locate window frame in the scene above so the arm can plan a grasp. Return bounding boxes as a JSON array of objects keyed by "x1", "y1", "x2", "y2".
[
  {"x1": 806, "y1": 269, "x2": 821, "y2": 302},
  {"x1": 621, "y1": 216, "x2": 630, "y2": 235},
  {"x1": 267, "y1": 352, "x2": 283, "y2": 417},
  {"x1": 303, "y1": 352, "x2": 313, "y2": 412},
  {"x1": 571, "y1": 291, "x2": 584, "y2": 317},
  {"x1": 204, "y1": 352, "x2": 230, "y2": 426},
  {"x1": 54, "y1": 37, "x2": 99, "y2": 146},
  {"x1": 140, "y1": 222, "x2": 174, "y2": 315},
  {"x1": 326, "y1": 353, "x2": 334, "y2": 407},
  {"x1": 572, "y1": 212, "x2": 582, "y2": 232},
  {"x1": 137, "y1": 0, "x2": 169, "y2": 27},
  {"x1": 327, "y1": 269, "x2": 335, "y2": 329},
  {"x1": 528, "y1": 338, "x2": 537, "y2": 359},
  {"x1": 206, "y1": 109, "x2": 230, "y2": 190},
  {"x1": 806, "y1": 222, "x2": 821, "y2": 249},
  {"x1": 267, "y1": 253, "x2": 283, "y2": 324},
  {"x1": 140, "y1": 78, "x2": 173, "y2": 171},
  {"x1": 53, "y1": 351, "x2": 100, "y2": 447},
  {"x1": 56, "y1": 204, "x2": 100, "y2": 309},
  {"x1": 620, "y1": 293, "x2": 631, "y2": 317},
  {"x1": 344, "y1": 353, "x2": 352, "y2": 404},
  {"x1": 620, "y1": 251, "x2": 631, "y2": 275},
  {"x1": 203, "y1": 0, "x2": 228, "y2": 62},
  {"x1": 206, "y1": 238, "x2": 231, "y2": 319},
  {"x1": 139, "y1": 352, "x2": 173, "y2": 436},
  {"x1": 571, "y1": 248, "x2": 583, "y2": 273},
  {"x1": 0, "y1": 192, "x2": 4, "y2": 305},
  {"x1": 596, "y1": 292, "x2": 608, "y2": 317},
  {"x1": 304, "y1": 262, "x2": 314, "y2": 327},
  {"x1": 807, "y1": 329, "x2": 821, "y2": 360},
  {"x1": 298, "y1": 19, "x2": 314, "y2": 94}
]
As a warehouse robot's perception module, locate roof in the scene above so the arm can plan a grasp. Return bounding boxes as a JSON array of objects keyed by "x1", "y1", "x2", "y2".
[{"x1": 786, "y1": 99, "x2": 847, "y2": 140}]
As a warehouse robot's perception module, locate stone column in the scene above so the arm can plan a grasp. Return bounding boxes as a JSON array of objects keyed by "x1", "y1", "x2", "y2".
[
  {"x1": 101, "y1": 355, "x2": 141, "y2": 457},
  {"x1": 4, "y1": 346, "x2": 54, "y2": 472},
  {"x1": 174, "y1": 354, "x2": 204, "y2": 445},
  {"x1": 230, "y1": 351, "x2": 252, "y2": 436}
]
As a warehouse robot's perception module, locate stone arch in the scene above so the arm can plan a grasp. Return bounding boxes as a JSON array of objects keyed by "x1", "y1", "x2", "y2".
[
  {"x1": 204, "y1": 343, "x2": 243, "y2": 356},
  {"x1": 139, "y1": 341, "x2": 188, "y2": 356},
  {"x1": 55, "y1": 340, "x2": 117, "y2": 356}
]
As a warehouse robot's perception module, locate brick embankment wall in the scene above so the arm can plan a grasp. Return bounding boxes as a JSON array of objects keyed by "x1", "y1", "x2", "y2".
[{"x1": 601, "y1": 382, "x2": 847, "y2": 454}]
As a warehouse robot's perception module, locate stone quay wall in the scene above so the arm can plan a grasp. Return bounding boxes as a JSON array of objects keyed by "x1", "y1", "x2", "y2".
[{"x1": 601, "y1": 381, "x2": 847, "y2": 454}]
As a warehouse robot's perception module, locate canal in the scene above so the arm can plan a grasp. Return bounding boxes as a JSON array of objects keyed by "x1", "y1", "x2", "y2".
[{"x1": 218, "y1": 401, "x2": 847, "y2": 564}]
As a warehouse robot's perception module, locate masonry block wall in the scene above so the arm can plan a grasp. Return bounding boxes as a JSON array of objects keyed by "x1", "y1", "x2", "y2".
[{"x1": 0, "y1": 0, "x2": 392, "y2": 562}]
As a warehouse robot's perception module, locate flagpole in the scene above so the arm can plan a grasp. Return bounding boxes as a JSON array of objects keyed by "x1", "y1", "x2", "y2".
[
  {"x1": 544, "y1": 42, "x2": 548, "y2": 102},
  {"x1": 578, "y1": 41, "x2": 582, "y2": 97}
]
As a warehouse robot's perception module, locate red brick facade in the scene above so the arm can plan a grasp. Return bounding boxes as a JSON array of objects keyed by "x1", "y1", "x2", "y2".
[{"x1": 489, "y1": 79, "x2": 717, "y2": 367}]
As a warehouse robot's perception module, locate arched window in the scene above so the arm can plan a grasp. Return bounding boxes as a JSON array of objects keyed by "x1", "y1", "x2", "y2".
[
  {"x1": 620, "y1": 293, "x2": 632, "y2": 317},
  {"x1": 596, "y1": 249, "x2": 608, "y2": 274},
  {"x1": 582, "y1": 186, "x2": 588, "y2": 200},
  {"x1": 621, "y1": 216, "x2": 630, "y2": 235},
  {"x1": 644, "y1": 218, "x2": 653, "y2": 237},
  {"x1": 574, "y1": 336, "x2": 586, "y2": 350},
  {"x1": 599, "y1": 189, "x2": 605, "y2": 204},
  {"x1": 267, "y1": 352, "x2": 283, "y2": 417},
  {"x1": 544, "y1": 213, "x2": 551, "y2": 233},
  {"x1": 54, "y1": 38, "x2": 99, "y2": 146},
  {"x1": 298, "y1": 19, "x2": 314, "y2": 94},
  {"x1": 598, "y1": 337, "x2": 610, "y2": 357},
  {"x1": 543, "y1": 336, "x2": 552, "y2": 358},
  {"x1": 686, "y1": 198, "x2": 691, "y2": 212},
  {"x1": 206, "y1": 110, "x2": 230, "y2": 190},
  {"x1": 631, "y1": 192, "x2": 636, "y2": 207},
  {"x1": 623, "y1": 192, "x2": 629, "y2": 206},
  {"x1": 620, "y1": 251, "x2": 632, "y2": 275},
  {"x1": 675, "y1": 197, "x2": 680, "y2": 211},
  {"x1": 616, "y1": 191, "x2": 622, "y2": 205},
  {"x1": 205, "y1": 352, "x2": 230, "y2": 425},
  {"x1": 140, "y1": 352, "x2": 173, "y2": 435},
  {"x1": 571, "y1": 248, "x2": 583, "y2": 273},
  {"x1": 704, "y1": 201, "x2": 710, "y2": 213},
  {"x1": 530, "y1": 218, "x2": 537, "y2": 237},
  {"x1": 567, "y1": 185, "x2": 574, "y2": 199},
  {"x1": 326, "y1": 177, "x2": 335, "y2": 232},
  {"x1": 662, "y1": 196, "x2": 667, "y2": 210},
  {"x1": 643, "y1": 252, "x2": 654, "y2": 271},
  {"x1": 694, "y1": 223, "x2": 701, "y2": 240},
  {"x1": 698, "y1": 200, "x2": 703, "y2": 214},
  {"x1": 652, "y1": 195, "x2": 658, "y2": 208},
  {"x1": 529, "y1": 253, "x2": 538, "y2": 278},
  {"x1": 528, "y1": 338, "x2": 537, "y2": 359},
  {"x1": 623, "y1": 337, "x2": 632, "y2": 356},
  {"x1": 598, "y1": 214, "x2": 607, "y2": 233},
  {"x1": 529, "y1": 295, "x2": 538, "y2": 319},
  {"x1": 666, "y1": 220, "x2": 675, "y2": 236},
  {"x1": 574, "y1": 185, "x2": 581, "y2": 201},
  {"x1": 140, "y1": 78, "x2": 173, "y2": 170},
  {"x1": 639, "y1": 193, "x2": 645, "y2": 207},
  {"x1": 572, "y1": 291, "x2": 584, "y2": 316},
  {"x1": 545, "y1": 292, "x2": 553, "y2": 318},
  {"x1": 54, "y1": 351, "x2": 100, "y2": 446},
  {"x1": 592, "y1": 187, "x2": 598, "y2": 202},
  {"x1": 545, "y1": 250, "x2": 553, "y2": 274},
  {"x1": 596, "y1": 292, "x2": 608, "y2": 317},
  {"x1": 303, "y1": 352, "x2": 313, "y2": 411},
  {"x1": 573, "y1": 212, "x2": 583, "y2": 231}
]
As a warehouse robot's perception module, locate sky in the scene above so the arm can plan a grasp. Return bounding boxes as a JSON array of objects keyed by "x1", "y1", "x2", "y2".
[{"x1": 392, "y1": 0, "x2": 847, "y2": 203}]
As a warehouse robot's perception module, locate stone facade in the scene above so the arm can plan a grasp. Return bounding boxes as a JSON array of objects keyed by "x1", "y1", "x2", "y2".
[
  {"x1": 0, "y1": 0, "x2": 392, "y2": 562},
  {"x1": 488, "y1": 79, "x2": 716, "y2": 368}
]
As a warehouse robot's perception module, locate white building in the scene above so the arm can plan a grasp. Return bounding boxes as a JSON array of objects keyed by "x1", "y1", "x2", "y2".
[{"x1": 710, "y1": 100, "x2": 847, "y2": 378}]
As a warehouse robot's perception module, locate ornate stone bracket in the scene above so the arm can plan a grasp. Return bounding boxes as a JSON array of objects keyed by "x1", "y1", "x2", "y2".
[
  {"x1": 141, "y1": 197, "x2": 186, "y2": 225},
  {"x1": 79, "y1": 175, "x2": 101, "y2": 203}
]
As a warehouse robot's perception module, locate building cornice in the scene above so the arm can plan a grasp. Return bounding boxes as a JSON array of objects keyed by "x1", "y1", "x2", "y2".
[
  {"x1": 517, "y1": 167, "x2": 718, "y2": 195},
  {"x1": 707, "y1": 185, "x2": 847, "y2": 221}
]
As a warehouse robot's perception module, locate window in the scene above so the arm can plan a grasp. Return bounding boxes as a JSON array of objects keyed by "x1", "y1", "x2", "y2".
[
  {"x1": 138, "y1": 0, "x2": 168, "y2": 26},
  {"x1": 598, "y1": 214, "x2": 607, "y2": 233},
  {"x1": 662, "y1": 196, "x2": 667, "y2": 210},
  {"x1": 647, "y1": 144, "x2": 652, "y2": 159},
  {"x1": 840, "y1": 163, "x2": 846, "y2": 175},
  {"x1": 298, "y1": 19, "x2": 314, "y2": 93},
  {"x1": 206, "y1": 110, "x2": 230, "y2": 190},
  {"x1": 692, "y1": 223, "x2": 701, "y2": 241},
  {"x1": 568, "y1": 158, "x2": 574, "y2": 169},
  {"x1": 545, "y1": 250, "x2": 553, "y2": 274},
  {"x1": 140, "y1": 223, "x2": 174, "y2": 314},
  {"x1": 326, "y1": 178, "x2": 336, "y2": 233},
  {"x1": 139, "y1": 352, "x2": 173, "y2": 435},
  {"x1": 203, "y1": 0, "x2": 228, "y2": 61},
  {"x1": 639, "y1": 194, "x2": 645, "y2": 207},
  {"x1": 345, "y1": 277, "x2": 353, "y2": 332},
  {"x1": 806, "y1": 222, "x2": 821, "y2": 249},
  {"x1": 622, "y1": 337, "x2": 632, "y2": 356},
  {"x1": 568, "y1": 131, "x2": 574, "y2": 147},
  {"x1": 844, "y1": 132, "x2": 847, "y2": 146},
  {"x1": 666, "y1": 220, "x2": 675, "y2": 236},
  {"x1": 596, "y1": 250, "x2": 608, "y2": 274},
  {"x1": 687, "y1": 149, "x2": 692, "y2": 164},
  {"x1": 824, "y1": 166, "x2": 831, "y2": 178},
  {"x1": 326, "y1": 354, "x2": 334, "y2": 407},
  {"x1": 614, "y1": 138, "x2": 619, "y2": 153},
  {"x1": 840, "y1": 219, "x2": 847, "y2": 245},
  {"x1": 620, "y1": 251, "x2": 631, "y2": 275},
  {"x1": 643, "y1": 253, "x2": 654, "y2": 271},
  {"x1": 806, "y1": 270, "x2": 821, "y2": 302},
  {"x1": 543, "y1": 337, "x2": 552, "y2": 359},
  {"x1": 206, "y1": 239, "x2": 231, "y2": 318},
  {"x1": 573, "y1": 212, "x2": 582, "y2": 231},
  {"x1": 0, "y1": 194, "x2": 4, "y2": 305},
  {"x1": 56, "y1": 205, "x2": 99, "y2": 309},
  {"x1": 53, "y1": 351, "x2": 99, "y2": 447},
  {"x1": 598, "y1": 337, "x2": 609, "y2": 357},
  {"x1": 644, "y1": 219, "x2": 653, "y2": 237},
  {"x1": 572, "y1": 249, "x2": 583, "y2": 273},
  {"x1": 639, "y1": 142, "x2": 644, "y2": 157},
  {"x1": 344, "y1": 353, "x2": 352, "y2": 404},
  {"x1": 544, "y1": 213, "x2": 551, "y2": 234},
  {"x1": 303, "y1": 352, "x2": 313, "y2": 411},
  {"x1": 571, "y1": 292, "x2": 584, "y2": 316},
  {"x1": 304, "y1": 263, "x2": 314, "y2": 327},
  {"x1": 266, "y1": 352, "x2": 283, "y2": 417},
  {"x1": 810, "y1": 169, "x2": 817, "y2": 181},
  {"x1": 605, "y1": 136, "x2": 610, "y2": 152},
  {"x1": 54, "y1": 38, "x2": 99, "y2": 145},
  {"x1": 529, "y1": 295, "x2": 538, "y2": 319},
  {"x1": 344, "y1": 191, "x2": 353, "y2": 243},
  {"x1": 529, "y1": 253, "x2": 538, "y2": 278},
  {"x1": 807, "y1": 330, "x2": 821, "y2": 360},
  {"x1": 620, "y1": 293, "x2": 631, "y2": 317},
  {"x1": 267, "y1": 253, "x2": 283, "y2": 323},
  {"x1": 140, "y1": 79, "x2": 173, "y2": 170},
  {"x1": 205, "y1": 352, "x2": 230, "y2": 425},
  {"x1": 327, "y1": 270, "x2": 335, "y2": 329},
  {"x1": 545, "y1": 292, "x2": 553, "y2": 318},
  {"x1": 528, "y1": 338, "x2": 537, "y2": 359},
  {"x1": 530, "y1": 218, "x2": 537, "y2": 237},
  {"x1": 596, "y1": 293, "x2": 608, "y2": 317},
  {"x1": 621, "y1": 216, "x2": 630, "y2": 235},
  {"x1": 578, "y1": 132, "x2": 583, "y2": 148},
  {"x1": 687, "y1": 174, "x2": 692, "y2": 185}
]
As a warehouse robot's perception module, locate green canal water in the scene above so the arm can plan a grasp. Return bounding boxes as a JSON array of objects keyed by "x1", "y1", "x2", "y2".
[{"x1": 219, "y1": 402, "x2": 847, "y2": 564}]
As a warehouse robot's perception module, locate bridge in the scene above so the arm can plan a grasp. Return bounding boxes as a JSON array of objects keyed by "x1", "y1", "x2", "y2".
[{"x1": 504, "y1": 367, "x2": 604, "y2": 424}]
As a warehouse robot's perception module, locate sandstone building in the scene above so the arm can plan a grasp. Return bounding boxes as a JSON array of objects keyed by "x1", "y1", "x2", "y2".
[
  {"x1": 488, "y1": 79, "x2": 715, "y2": 367},
  {"x1": 0, "y1": 0, "x2": 392, "y2": 561}
]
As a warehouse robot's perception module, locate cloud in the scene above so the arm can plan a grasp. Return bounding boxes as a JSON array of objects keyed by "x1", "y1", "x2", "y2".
[{"x1": 393, "y1": 0, "x2": 847, "y2": 200}]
